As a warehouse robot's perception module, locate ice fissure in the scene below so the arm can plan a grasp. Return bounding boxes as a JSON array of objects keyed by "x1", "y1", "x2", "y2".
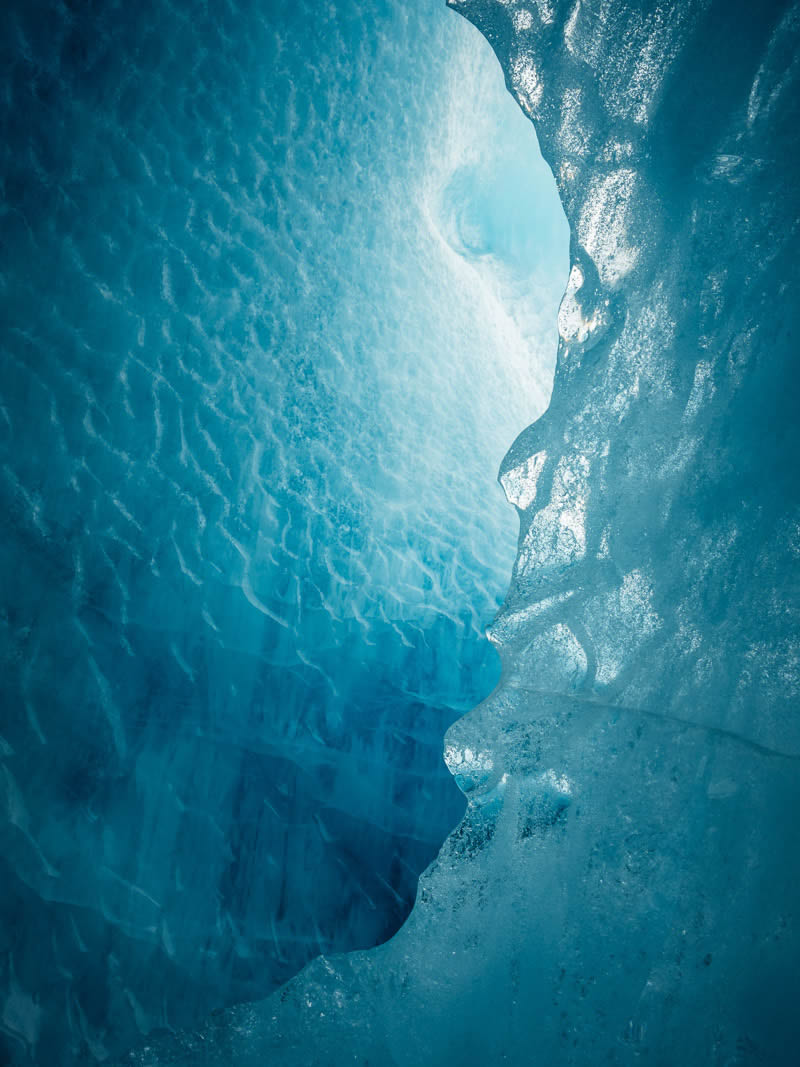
[{"x1": 113, "y1": 0, "x2": 800, "y2": 1063}]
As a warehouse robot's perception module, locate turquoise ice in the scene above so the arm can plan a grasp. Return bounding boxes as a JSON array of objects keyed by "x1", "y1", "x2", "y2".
[
  {"x1": 4, "y1": 0, "x2": 799, "y2": 1064},
  {"x1": 0, "y1": 0, "x2": 566, "y2": 1062},
  {"x1": 107, "y1": 0, "x2": 800, "y2": 1064}
]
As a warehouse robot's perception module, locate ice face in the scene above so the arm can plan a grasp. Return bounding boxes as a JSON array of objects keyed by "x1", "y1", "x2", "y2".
[
  {"x1": 115, "y1": 1, "x2": 800, "y2": 1064},
  {"x1": 0, "y1": 0, "x2": 568, "y2": 1063}
]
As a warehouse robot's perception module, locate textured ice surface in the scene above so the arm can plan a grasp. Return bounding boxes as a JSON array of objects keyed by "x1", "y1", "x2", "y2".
[
  {"x1": 0, "y1": 0, "x2": 568, "y2": 1063},
  {"x1": 116, "y1": 0, "x2": 800, "y2": 1064}
]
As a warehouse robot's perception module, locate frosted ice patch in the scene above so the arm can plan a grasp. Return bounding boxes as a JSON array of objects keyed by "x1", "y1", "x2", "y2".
[
  {"x1": 486, "y1": 589, "x2": 575, "y2": 647},
  {"x1": 578, "y1": 169, "x2": 640, "y2": 285},
  {"x1": 500, "y1": 449, "x2": 547, "y2": 510},
  {"x1": 513, "y1": 622, "x2": 588, "y2": 691},
  {"x1": 444, "y1": 744, "x2": 494, "y2": 775},
  {"x1": 586, "y1": 569, "x2": 662, "y2": 687},
  {"x1": 444, "y1": 744, "x2": 495, "y2": 793},
  {"x1": 683, "y1": 360, "x2": 715, "y2": 421},
  {"x1": 518, "y1": 453, "x2": 590, "y2": 573},
  {"x1": 558, "y1": 88, "x2": 589, "y2": 158},
  {"x1": 557, "y1": 264, "x2": 604, "y2": 343},
  {"x1": 539, "y1": 768, "x2": 573, "y2": 797},
  {"x1": 532, "y1": 0, "x2": 556, "y2": 25},
  {"x1": 563, "y1": 0, "x2": 581, "y2": 53},
  {"x1": 510, "y1": 54, "x2": 544, "y2": 117}
]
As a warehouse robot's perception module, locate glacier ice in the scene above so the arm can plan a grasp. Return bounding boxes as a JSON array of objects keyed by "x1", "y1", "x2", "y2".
[
  {"x1": 0, "y1": 0, "x2": 569, "y2": 1063},
  {"x1": 111, "y1": 0, "x2": 800, "y2": 1064}
]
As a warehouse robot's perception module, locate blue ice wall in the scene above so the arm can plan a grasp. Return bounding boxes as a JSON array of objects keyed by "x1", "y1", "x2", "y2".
[
  {"x1": 0, "y1": 0, "x2": 568, "y2": 1062},
  {"x1": 116, "y1": 1, "x2": 800, "y2": 1065}
]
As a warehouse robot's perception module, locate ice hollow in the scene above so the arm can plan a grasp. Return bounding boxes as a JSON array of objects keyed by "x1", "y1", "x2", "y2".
[
  {"x1": 113, "y1": 0, "x2": 800, "y2": 1064},
  {"x1": 0, "y1": 0, "x2": 567, "y2": 1063}
]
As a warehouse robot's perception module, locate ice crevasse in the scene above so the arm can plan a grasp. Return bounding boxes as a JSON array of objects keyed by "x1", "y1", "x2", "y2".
[{"x1": 121, "y1": 0, "x2": 800, "y2": 1063}]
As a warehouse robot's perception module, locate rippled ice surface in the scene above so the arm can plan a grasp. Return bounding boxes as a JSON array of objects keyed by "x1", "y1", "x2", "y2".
[
  {"x1": 0, "y1": 0, "x2": 567, "y2": 1062},
  {"x1": 116, "y1": 0, "x2": 800, "y2": 1064}
]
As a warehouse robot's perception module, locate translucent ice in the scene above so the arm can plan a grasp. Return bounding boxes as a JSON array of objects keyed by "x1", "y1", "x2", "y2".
[
  {"x1": 0, "y1": 0, "x2": 567, "y2": 1062},
  {"x1": 117, "y1": 0, "x2": 800, "y2": 1064}
]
